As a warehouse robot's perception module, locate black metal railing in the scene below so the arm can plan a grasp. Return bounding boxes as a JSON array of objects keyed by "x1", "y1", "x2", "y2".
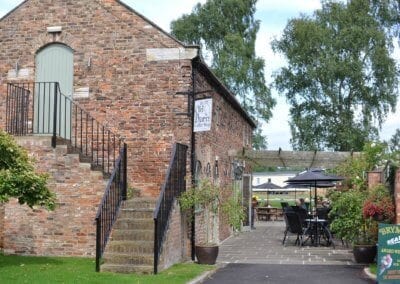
[
  {"x1": 95, "y1": 143, "x2": 127, "y2": 272},
  {"x1": 6, "y1": 82, "x2": 123, "y2": 176},
  {"x1": 153, "y1": 143, "x2": 187, "y2": 274}
]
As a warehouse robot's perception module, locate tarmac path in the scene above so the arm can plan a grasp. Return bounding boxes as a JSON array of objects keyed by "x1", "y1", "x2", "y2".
[{"x1": 202, "y1": 221, "x2": 375, "y2": 284}]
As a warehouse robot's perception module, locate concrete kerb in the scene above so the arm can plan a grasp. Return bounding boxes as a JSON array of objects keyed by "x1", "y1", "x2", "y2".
[
  {"x1": 187, "y1": 263, "x2": 226, "y2": 284},
  {"x1": 363, "y1": 267, "x2": 377, "y2": 281}
]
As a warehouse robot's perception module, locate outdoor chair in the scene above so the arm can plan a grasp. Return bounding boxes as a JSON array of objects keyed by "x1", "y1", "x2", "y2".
[
  {"x1": 316, "y1": 207, "x2": 331, "y2": 221},
  {"x1": 282, "y1": 211, "x2": 306, "y2": 246}
]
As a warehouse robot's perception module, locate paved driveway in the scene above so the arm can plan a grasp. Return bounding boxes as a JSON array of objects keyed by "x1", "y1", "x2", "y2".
[{"x1": 202, "y1": 221, "x2": 375, "y2": 284}]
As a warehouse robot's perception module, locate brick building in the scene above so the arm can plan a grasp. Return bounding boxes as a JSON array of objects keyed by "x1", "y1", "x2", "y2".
[{"x1": 0, "y1": 0, "x2": 255, "y2": 273}]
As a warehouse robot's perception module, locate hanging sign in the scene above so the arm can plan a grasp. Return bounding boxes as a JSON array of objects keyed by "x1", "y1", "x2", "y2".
[
  {"x1": 377, "y1": 223, "x2": 400, "y2": 283},
  {"x1": 194, "y1": 98, "x2": 212, "y2": 132}
]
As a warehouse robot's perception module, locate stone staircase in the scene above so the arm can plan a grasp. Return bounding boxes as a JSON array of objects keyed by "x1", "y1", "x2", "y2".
[{"x1": 100, "y1": 197, "x2": 158, "y2": 274}]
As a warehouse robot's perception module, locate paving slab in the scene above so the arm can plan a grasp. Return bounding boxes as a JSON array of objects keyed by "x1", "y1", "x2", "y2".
[
  {"x1": 217, "y1": 221, "x2": 356, "y2": 265},
  {"x1": 200, "y1": 221, "x2": 375, "y2": 284}
]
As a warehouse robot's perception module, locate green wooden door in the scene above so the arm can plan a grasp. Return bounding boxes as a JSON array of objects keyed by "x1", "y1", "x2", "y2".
[{"x1": 35, "y1": 43, "x2": 73, "y2": 139}]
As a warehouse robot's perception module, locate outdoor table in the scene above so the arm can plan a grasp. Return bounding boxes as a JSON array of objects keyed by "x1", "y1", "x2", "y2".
[
  {"x1": 257, "y1": 207, "x2": 280, "y2": 221},
  {"x1": 304, "y1": 218, "x2": 334, "y2": 247}
]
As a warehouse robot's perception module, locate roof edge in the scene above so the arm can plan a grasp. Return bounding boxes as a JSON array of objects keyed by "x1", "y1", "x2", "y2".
[
  {"x1": 193, "y1": 58, "x2": 257, "y2": 129},
  {"x1": 0, "y1": 0, "x2": 29, "y2": 22},
  {"x1": 117, "y1": 0, "x2": 194, "y2": 49}
]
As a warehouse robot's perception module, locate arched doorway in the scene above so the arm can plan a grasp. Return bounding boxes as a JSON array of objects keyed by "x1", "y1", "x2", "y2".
[{"x1": 35, "y1": 43, "x2": 73, "y2": 139}]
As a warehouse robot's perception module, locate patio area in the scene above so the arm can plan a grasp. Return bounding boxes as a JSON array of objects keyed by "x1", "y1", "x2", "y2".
[{"x1": 217, "y1": 220, "x2": 358, "y2": 266}]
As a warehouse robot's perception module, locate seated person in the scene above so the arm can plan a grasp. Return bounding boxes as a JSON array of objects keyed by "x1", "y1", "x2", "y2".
[{"x1": 298, "y1": 198, "x2": 307, "y2": 210}]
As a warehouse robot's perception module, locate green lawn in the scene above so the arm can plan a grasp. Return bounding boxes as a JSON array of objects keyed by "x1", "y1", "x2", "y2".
[
  {"x1": 0, "y1": 254, "x2": 214, "y2": 284},
  {"x1": 254, "y1": 192, "x2": 311, "y2": 208}
]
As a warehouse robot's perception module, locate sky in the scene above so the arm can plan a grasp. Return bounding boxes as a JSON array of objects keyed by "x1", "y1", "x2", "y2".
[{"x1": 1, "y1": 0, "x2": 399, "y2": 150}]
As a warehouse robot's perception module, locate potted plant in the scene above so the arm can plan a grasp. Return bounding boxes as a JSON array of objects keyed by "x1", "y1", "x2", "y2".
[
  {"x1": 329, "y1": 189, "x2": 377, "y2": 263},
  {"x1": 362, "y1": 184, "x2": 395, "y2": 223},
  {"x1": 178, "y1": 178, "x2": 245, "y2": 264}
]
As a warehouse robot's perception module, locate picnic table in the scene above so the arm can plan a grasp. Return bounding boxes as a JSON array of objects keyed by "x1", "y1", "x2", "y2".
[{"x1": 257, "y1": 207, "x2": 283, "y2": 221}]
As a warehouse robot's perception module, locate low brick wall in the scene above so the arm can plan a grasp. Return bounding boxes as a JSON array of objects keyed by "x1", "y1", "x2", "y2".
[
  {"x1": 159, "y1": 200, "x2": 190, "y2": 270},
  {"x1": 2, "y1": 136, "x2": 106, "y2": 256}
]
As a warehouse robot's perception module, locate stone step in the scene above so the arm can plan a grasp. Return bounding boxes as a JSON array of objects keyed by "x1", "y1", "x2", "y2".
[
  {"x1": 111, "y1": 229, "x2": 154, "y2": 241},
  {"x1": 118, "y1": 208, "x2": 154, "y2": 219},
  {"x1": 113, "y1": 218, "x2": 154, "y2": 230},
  {"x1": 102, "y1": 252, "x2": 153, "y2": 265},
  {"x1": 105, "y1": 240, "x2": 153, "y2": 254},
  {"x1": 101, "y1": 263, "x2": 153, "y2": 274},
  {"x1": 123, "y1": 198, "x2": 156, "y2": 209}
]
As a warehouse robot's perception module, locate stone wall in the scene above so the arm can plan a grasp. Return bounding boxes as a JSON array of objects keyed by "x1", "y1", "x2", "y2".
[{"x1": 2, "y1": 136, "x2": 106, "y2": 256}]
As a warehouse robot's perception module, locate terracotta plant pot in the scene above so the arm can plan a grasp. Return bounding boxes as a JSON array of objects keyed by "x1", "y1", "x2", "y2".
[
  {"x1": 353, "y1": 244, "x2": 377, "y2": 263},
  {"x1": 195, "y1": 245, "x2": 219, "y2": 265}
]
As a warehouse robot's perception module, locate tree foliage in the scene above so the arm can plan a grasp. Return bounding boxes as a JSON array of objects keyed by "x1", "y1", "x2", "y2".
[
  {"x1": 171, "y1": 0, "x2": 275, "y2": 149},
  {"x1": 389, "y1": 128, "x2": 400, "y2": 152},
  {"x1": 0, "y1": 130, "x2": 55, "y2": 210},
  {"x1": 272, "y1": 0, "x2": 398, "y2": 151}
]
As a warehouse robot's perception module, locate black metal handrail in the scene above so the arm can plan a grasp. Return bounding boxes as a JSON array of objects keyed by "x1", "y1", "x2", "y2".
[
  {"x1": 153, "y1": 143, "x2": 188, "y2": 274},
  {"x1": 95, "y1": 143, "x2": 127, "y2": 272},
  {"x1": 6, "y1": 82, "x2": 123, "y2": 176}
]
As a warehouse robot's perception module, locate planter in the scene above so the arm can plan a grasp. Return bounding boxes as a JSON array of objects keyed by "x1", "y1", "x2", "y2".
[
  {"x1": 372, "y1": 213, "x2": 384, "y2": 222},
  {"x1": 353, "y1": 244, "x2": 377, "y2": 263},
  {"x1": 195, "y1": 245, "x2": 219, "y2": 265}
]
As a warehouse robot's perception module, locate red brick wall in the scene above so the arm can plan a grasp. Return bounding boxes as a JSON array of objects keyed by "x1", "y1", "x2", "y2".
[
  {"x1": 0, "y1": 205, "x2": 4, "y2": 249},
  {"x1": 2, "y1": 136, "x2": 106, "y2": 256},
  {"x1": 159, "y1": 200, "x2": 190, "y2": 270},
  {"x1": 193, "y1": 68, "x2": 253, "y2": 243},
  {"x1": 395, "y1": 169, "x2": 400, "y2": 224},
  {"x1": 0, "y1": 0, "x2": 192, "y2": 197},
  {"x1": 367, "y1": 171, "x2": 383, "y2": 189},
  {"x1": 0, "y1": 0, "x2": 254, "y2": 259}
]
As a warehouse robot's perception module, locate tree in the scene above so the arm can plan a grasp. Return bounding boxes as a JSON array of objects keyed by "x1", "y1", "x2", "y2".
[
  {"x1": 389, "y1": 129, "x2": 400, "y2": 152},
  {"x1": 370, "y1": 0, "x2": 400, "y2": 40},
  {"x1": 171, "y1": 0, "x2": 275, "y2": 149},
  {"x1": 0, "y1": 130, "x2": 55, "y2": 210},
  {"x1": 272, "y1": 0, "x2": 398, "y2": 151}
]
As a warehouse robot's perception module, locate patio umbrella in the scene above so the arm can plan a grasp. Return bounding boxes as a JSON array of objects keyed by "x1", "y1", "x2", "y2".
[
  {"x1": 282, "y1": 183, "x2": 310, "y2": 200},
  {"x1": 253, "y1": 178, "x2": 282, "y2": 205},
  {"x1": 284, "y1": 169, "x2": 343, "y2": 210}
]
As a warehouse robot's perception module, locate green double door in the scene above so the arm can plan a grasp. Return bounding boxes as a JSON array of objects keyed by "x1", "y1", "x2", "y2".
[{"x1": 35, "y1": 43, "x2": 73, "y2": 139}]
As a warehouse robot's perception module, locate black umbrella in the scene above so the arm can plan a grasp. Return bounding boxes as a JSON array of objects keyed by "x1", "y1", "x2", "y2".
[
  {"x1": 253, "y1": 179, "x2": 281, "y2": 204},
  {"x1": 285, "y1": 169, "x2": 343, "y2": 210},
  {"x1": 283, "y1": 183, "x2": 311, "y2": 200}
]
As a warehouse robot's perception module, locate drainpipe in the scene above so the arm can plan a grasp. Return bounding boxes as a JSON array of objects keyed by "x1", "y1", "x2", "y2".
[{"x1": 190, "y1": 59, "x2": 196, "y2": 261}]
